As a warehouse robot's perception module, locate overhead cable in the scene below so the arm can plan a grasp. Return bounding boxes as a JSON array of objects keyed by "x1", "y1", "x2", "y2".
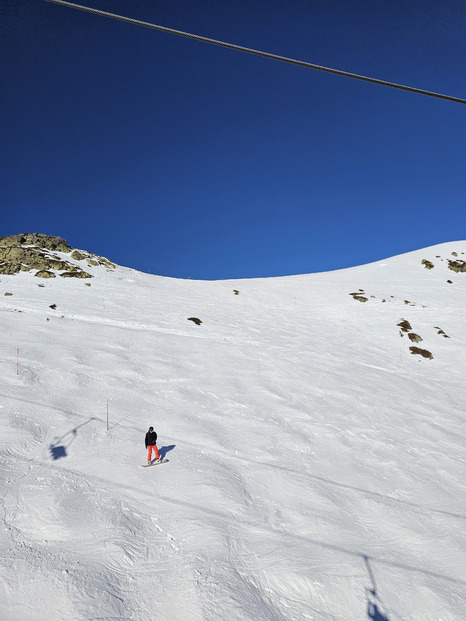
[{"x1": 46, "y1": 0, "x2": 466, "y2": 105}]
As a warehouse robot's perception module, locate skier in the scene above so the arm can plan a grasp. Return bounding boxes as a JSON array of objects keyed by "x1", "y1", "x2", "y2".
[{"x1": 145, "y1": 426, "x2": 160, "y2": 464}]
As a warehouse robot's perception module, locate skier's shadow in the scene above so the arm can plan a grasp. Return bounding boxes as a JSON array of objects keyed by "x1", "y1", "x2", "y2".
[{"x1": 159, "y1": 444, "x2": 176, "y2": 460}]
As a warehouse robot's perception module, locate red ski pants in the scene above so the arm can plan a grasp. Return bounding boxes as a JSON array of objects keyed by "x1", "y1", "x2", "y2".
[{"x1": 147, "y1": 445, "x2": 159, "y2": 461}]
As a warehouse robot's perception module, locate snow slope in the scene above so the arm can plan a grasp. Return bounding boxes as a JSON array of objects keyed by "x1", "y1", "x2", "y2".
[{"x1": 0, "y1": 241, "x2": 465, "y2": 621}]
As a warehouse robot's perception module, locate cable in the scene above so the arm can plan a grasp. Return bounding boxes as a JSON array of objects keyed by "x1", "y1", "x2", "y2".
[{"x1": 46, "y1": 0, "x2": 466, "y2": 105}]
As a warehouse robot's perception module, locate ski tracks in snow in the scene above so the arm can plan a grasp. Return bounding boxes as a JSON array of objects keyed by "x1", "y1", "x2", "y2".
[{"x1": 0, "y1": 448, "x2": 189, "y2": 621}]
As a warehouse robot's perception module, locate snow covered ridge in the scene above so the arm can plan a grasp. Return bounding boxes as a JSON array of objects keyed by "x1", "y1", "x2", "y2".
[
  {"x1": 0, "y1": 233, "x2": 115, "y2": 278},
  {"x1": 0, "y1": 239, "x2": 465, "y2": 621}
]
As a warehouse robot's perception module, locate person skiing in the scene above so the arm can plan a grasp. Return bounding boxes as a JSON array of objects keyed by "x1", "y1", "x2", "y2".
[{"x1": 145, "y1": 426, "x2": 160, "y2": 464}]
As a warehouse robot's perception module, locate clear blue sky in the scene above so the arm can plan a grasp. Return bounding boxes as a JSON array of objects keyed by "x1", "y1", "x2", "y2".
[{"x1": 2, "y1": 0, "x2": 466, "y2": 279}]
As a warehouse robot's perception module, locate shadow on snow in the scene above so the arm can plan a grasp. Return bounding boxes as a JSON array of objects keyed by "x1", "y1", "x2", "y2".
[
  {"x1": 159, "y1": 444, "x2": 176, "y2": 460},
  {"x1": 49, "y1": 417, "x2": 97, "y2": 460},
  {"x1": 364, "y1": 556, "x2": 391, "y2": 620}
]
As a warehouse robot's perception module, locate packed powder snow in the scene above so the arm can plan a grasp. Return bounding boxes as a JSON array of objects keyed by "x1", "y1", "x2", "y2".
[{"x1": 0, "y1": 241, "x2": 465, "y2": 620}]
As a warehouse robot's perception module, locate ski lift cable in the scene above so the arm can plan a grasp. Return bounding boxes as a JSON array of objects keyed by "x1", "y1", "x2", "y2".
[{"x1": 46, "y1": 0, "x2": 466, "y2": 106}]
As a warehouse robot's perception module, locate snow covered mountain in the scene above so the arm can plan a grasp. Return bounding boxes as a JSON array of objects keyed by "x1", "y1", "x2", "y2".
[{"x1": 1, "y1": 238, "x2": 465, "y2": 621}]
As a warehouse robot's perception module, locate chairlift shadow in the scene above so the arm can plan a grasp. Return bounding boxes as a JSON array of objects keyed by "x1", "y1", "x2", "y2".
[
  {"x1": 364, "y1": 556, "x2": 391, "y2": 621},
  {"x1": 49, "y1": 417, "x2": 96, "y2": 460},
  {"x1": 367, "y1": 600, "x2": 390, "y2": 621},
  {"x1": 50, "y1": 444, "x2": 68, "y2": 460},
  {"x1": 108, "y1": 413, "x2": 131, "y2": 431}
]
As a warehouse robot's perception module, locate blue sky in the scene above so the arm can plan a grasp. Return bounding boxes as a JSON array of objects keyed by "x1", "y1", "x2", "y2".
[{"x1": 2, "y1": 0, "x2": 466, "y2": 279}]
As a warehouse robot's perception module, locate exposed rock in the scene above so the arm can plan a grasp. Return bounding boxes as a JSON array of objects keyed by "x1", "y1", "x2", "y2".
[
  {"x1": 70, "y1": 250, "x2": 86, "y2": 261},
  {"x1": 1, "y1": 263, "x2": 22, "y2": 275},
  {"x1": 0, "y1": 233, "x2": 71, "y2": 252},
  {"x1": 397, "y1": 319, "x2": 412, "y2": 333},
  {"x1": 71, "y1": 250, "x2": 115, "y2": 270},
  {"x1": 60, "y1": 271, "x2": 92, "y2": 279},
  {"x1": 408, "y1": 333, "x2": 423, "y2": 343},
  {"x1": 409, "y1": 346, "x2": 433, "y2": 360},
  {"x1": 0, "y1": 247, "x2": 73, "y2": 274},
  {"x1": 0, "y1": 233, "x2": 114, "y2": 277},
  {"x1": 447, "y1": 259, "x2": 466, "y2": 273},
  {"x1": 434, "y1": 326, "x2": 450, "y2": 338},
  {"x1": 4, "y1": 292, "x2": 13, "y2": 296},
  {"x1": 188, "y1": 317, "x2": 202, "y2": 325},
  {"x1": 421, "y1": 259, "x2": 434, "y2": 269},
  {"x1": 35, "y1": 270, "x2": 56, "y2": 279},
  {"x1": 349, "y1": 292, "x2": 368, "y2": 302}
]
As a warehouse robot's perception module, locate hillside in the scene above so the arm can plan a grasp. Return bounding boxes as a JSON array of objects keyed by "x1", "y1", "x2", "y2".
[{"x1": 1, "y1": 237, "x2": 465, "y2": 621}]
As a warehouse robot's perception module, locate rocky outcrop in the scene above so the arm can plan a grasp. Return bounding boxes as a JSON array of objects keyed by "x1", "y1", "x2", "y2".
[
  {"x1": 349, "y1": 291, "x2": 368, "y2": 302},
  {"x1": 409, "y1": 346, "x2": 433, "y2": 360},
  {"x1": 0, "y1": 233, "x2": 71, "y2": 252},
  {"x1": 0, "y1": 233, "x2": 115, "y2": 277},
  {"x1": 447, "y1": 259, "x2": 466, "y2": 273},
  {"x1": 60, "y1": 271, "x2": 92, "y2": 279},
  {"x1": 35, "y1": 270, "x2": 57, "y2": 279},
  {"x1": 397, "y1": 319, "x2": 412, "y2": 333}
]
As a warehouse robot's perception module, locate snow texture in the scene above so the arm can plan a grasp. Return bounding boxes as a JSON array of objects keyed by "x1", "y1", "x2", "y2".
[{"x1": 0, "y1": 241, "x2": 465, "y2": 620}]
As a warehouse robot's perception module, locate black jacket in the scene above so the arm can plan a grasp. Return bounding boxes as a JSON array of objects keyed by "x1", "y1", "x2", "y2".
[{"x1": 145, "y1": 430, "x2": 157, "y2": 448}]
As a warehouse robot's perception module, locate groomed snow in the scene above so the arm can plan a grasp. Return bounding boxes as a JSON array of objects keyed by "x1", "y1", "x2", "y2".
[{"x1": 0, "y1": 241, "x2": 465, "y2": 620}]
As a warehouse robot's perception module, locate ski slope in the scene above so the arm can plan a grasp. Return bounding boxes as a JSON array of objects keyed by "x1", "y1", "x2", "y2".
[{"x1": 0, "y1": 241, "x2": 465, "y2": 621}]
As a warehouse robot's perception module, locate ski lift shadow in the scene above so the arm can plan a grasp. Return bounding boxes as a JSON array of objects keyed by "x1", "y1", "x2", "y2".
[
  {"x1": 367, "y1": 599, "x2": 390, "y2": 621},
  {"x1": 364, "y1": 556, "x2": 391, "y2": 621},
  {"x1": 49, "y1": 418, "x2": 96, "y2": 460},
  {"x1": 50, "y1": 444, "x2": 68, "y2": 460}
]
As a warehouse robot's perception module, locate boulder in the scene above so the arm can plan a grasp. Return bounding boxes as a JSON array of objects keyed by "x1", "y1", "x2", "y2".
[
  {"x1": 447, "y1": 260, "x2": 466, "y2": 273},
  {"x1": 70, "y1": 250, "x2": 86, "y2": 261},
  {"x1": 35, "y1": 270, "x2": 56, "y2": 279},
  {"x1": 60, "y1": 271, "x2": 93, "y2": 279},
  {"x1": 409, "y1": 346, "x2": 433, "y2": 360},
  {"x1": 421, "y1": 259, "x2": 434, "y2": 270},
  {"x1": 0, "y1": 263, "x2": 22, "y2": 275}
]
